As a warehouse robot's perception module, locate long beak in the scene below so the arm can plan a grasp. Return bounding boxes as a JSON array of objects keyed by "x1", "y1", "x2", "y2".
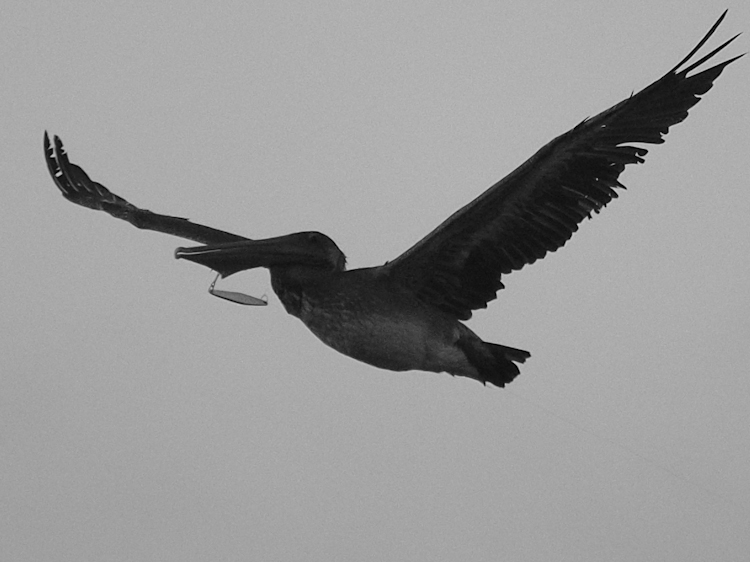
[{"x1": 175, "y1": 234, "x2": 323, "y2": 278}]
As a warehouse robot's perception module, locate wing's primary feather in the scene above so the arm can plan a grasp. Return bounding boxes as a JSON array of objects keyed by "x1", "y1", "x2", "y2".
[{"x1": 382, "y1": 11, "x2": 742, "y2": 321}]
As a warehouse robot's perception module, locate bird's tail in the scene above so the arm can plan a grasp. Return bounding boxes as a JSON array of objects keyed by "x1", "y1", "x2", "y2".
[
  {"x1": 487, "y1": 343, "x2": 531, "y2": 365},
  {"x1": 457, "y1": 334, "x2": 530, "y2": 388},
  {"x1": 483, "y1": 343, "x2": 531, "y2": 388}
]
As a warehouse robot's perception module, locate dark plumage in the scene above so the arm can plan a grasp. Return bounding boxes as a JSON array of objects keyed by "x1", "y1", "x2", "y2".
[{"x1": 45, "y1": 13, "x2": 741, "y2": 387}]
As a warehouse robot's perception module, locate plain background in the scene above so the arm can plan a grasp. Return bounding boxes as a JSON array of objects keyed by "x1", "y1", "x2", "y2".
[{"x1": 2, "y1": 1, "x2": 749, "y2": 560}]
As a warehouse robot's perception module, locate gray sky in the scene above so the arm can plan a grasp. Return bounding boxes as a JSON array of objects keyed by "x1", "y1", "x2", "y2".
[{"x1": 3, "y1": 1, "x2": 749, "y2": 560}]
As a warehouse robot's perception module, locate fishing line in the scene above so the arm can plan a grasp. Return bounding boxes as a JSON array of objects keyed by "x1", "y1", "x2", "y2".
[{"x1": 506, "y1": 388, "x2": 736, "y2": 508}]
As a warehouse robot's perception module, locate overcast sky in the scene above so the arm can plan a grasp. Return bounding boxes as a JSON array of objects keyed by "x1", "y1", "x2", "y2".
[{"x1": 3, "y1": 1, "x2": 749, "y2": 560}]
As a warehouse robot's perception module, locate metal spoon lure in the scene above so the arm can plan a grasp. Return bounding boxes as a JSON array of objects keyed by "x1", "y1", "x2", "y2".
[{"x1": 208, "y1": 273, "x2": 268, "y2": 306}]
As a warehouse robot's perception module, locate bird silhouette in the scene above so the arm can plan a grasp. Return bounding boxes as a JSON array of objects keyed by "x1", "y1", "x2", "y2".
[{"x1": 45, "y1": 12, "x2": 741, "y2": 387}]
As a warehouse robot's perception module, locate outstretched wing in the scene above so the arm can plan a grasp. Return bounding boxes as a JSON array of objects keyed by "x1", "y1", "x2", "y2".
[
  {"x1": 44, "y1": 132, "x2": 247, "y2": 246},
  {"x1": 381, "y1": 12, "x2": 742, "y2": 321}
]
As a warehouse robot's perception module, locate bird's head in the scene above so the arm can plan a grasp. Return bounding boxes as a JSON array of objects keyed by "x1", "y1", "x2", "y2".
[{"x1": 174, "y1": 231, "x2": 346, "y2": 278}]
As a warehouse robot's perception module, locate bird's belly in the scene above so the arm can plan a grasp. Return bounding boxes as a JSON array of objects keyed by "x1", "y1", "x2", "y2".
[{"x1": 299, "y1": 300, "x2": 460, "y2": 372}]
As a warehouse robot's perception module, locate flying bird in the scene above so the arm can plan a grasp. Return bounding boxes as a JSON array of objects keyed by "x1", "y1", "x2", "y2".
[{"x1": 45, "y1": 13, "x2": 741, "y2": 388}]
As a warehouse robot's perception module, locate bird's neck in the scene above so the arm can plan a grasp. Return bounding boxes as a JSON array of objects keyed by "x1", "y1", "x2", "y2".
[{"x1": 270, "y1": 266, "x2": 336, "y2": 318}]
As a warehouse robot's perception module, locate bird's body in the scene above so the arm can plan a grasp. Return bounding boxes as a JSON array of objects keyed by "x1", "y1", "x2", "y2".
[
  {"x1": 271, "y1": 265, "x2": 525, "y2": 384},
  {"x1": 281, "y1": 268, "x2": 461, "y2": 373},
  {"x1": 44, "y1": 13, "x2": 741, "y2": 387}
]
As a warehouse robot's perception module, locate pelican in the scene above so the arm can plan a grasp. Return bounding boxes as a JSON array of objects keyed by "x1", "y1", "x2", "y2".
[{"x1": 45, "y1": 13, "x2": 741, "y2": 388}]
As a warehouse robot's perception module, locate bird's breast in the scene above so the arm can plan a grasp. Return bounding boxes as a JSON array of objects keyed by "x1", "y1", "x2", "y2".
[{"x1": 294, "y1": 284, "x2": 466, "y2": 374}]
